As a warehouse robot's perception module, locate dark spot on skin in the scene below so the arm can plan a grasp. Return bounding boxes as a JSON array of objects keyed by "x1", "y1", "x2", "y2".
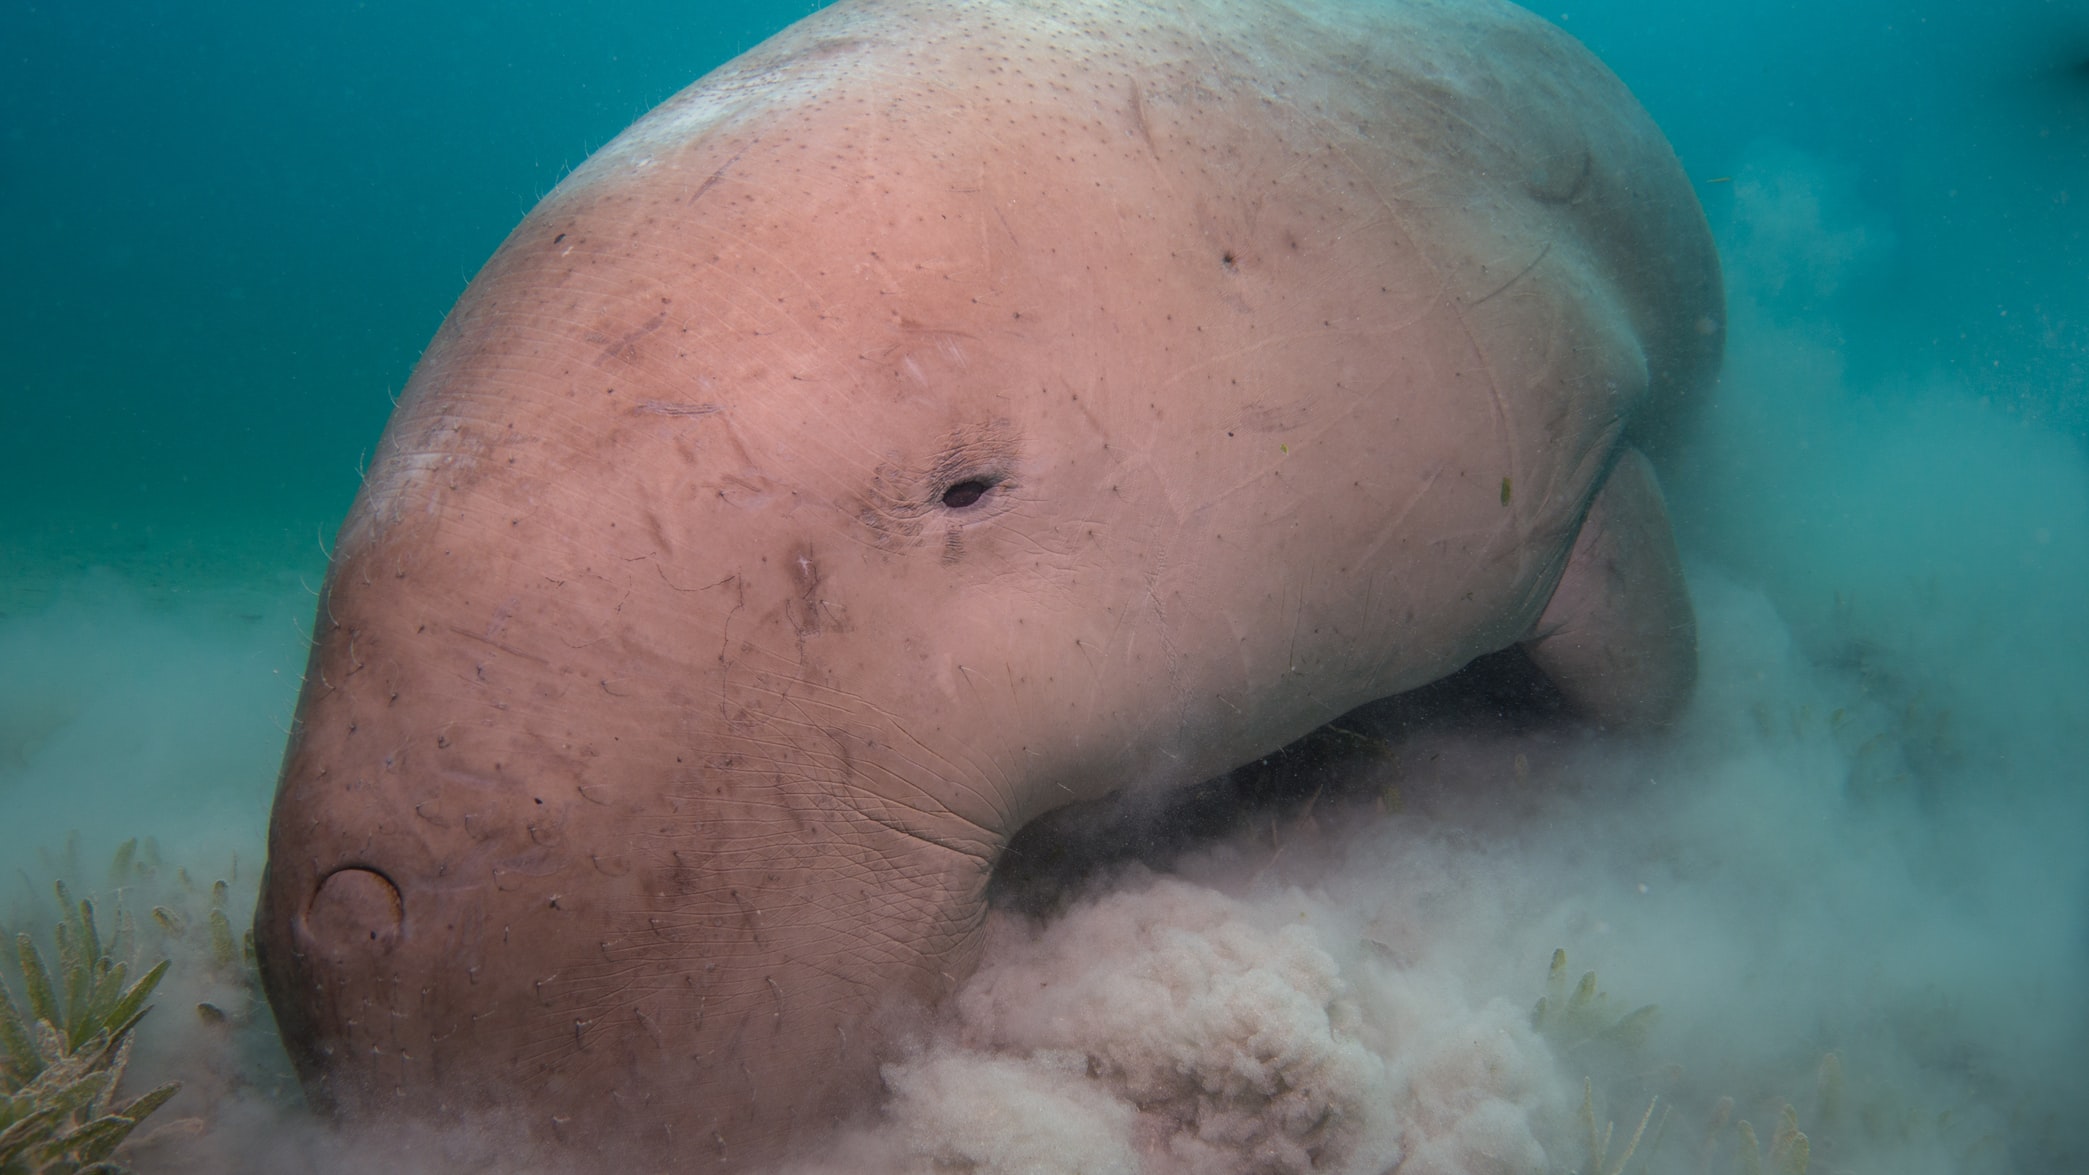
[
  {"x1": 667, "y1": 851, "x2": 703, "y2": 897},
  {"x1": 1221, "y1": 250, "x2": 1238, "y2": 270}
]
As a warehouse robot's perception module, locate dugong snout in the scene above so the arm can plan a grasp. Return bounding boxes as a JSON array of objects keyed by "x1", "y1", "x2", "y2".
[
  {"x1": 257, "y1": 862, "x2": 407, "y2": 1106},
  {"x1": 257, "y1": 549, "x2": 976, "y2": 1150}
]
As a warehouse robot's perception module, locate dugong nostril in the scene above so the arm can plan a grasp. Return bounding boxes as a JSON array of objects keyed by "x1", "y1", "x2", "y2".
[{"x1": 305, "y1": 866, "x2": 404, "y2": 951}]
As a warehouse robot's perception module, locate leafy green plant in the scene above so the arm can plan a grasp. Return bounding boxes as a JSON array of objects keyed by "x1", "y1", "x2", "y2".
[
  {"x1": 1531, "y1": 948, "x2": 1659, "y2": 1055},
  {"x1": 0, "y1": 882, "x2": 179, "y2": 1174},
  {"x1": 1530, "y1": 948, "x2": 1819, "y2": 1175},
  {"x1": 1701, "y1": 1097, "x2": 1810, "y2": 1175},
  {"x1": 1572, "y1": 1077, "x2": 1666, "y2": 1175}
]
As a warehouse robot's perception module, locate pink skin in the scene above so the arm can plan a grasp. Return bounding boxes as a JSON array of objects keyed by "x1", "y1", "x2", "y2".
[{"x1": 252, "y1": 0, "x2": 1719, "y2": 1167}]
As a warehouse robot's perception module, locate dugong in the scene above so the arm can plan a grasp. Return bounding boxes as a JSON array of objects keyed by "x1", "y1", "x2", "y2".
[{"x1": 253, "y1": 0, "x2": 1721, "y2": 1166}]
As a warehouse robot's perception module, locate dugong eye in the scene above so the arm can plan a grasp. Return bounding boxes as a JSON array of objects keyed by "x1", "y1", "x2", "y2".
[{"x1": 940, "y1": 478, "x2": 994, "y2": 509}]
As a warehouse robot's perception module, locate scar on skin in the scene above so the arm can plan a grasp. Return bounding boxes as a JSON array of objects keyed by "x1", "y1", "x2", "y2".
[
  {"x1": 782, "y1": 544, "x2": 835, "y2": 637},
  {"x1": 634, "y1": 400, "x2": 722, "y2": 417}
]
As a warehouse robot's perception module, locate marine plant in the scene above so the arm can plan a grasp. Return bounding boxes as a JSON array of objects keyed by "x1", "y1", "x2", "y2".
[
  {"x1": 1699, "y1": 1097, "x2": 1811, "y2": 1175},
  {"x1": 0, "y1": 881, "x2": 178, "y2": 1174},
  {"x1": 1531, "y1": 947, "x2": 1659, "y2": 1057},
  {"x1": 1572, "y1": 1077, "x2": 1665, "y2": 1175},
  {"x1": 1536, "y1": 948, "x2": 1812, "y2": 1175}
]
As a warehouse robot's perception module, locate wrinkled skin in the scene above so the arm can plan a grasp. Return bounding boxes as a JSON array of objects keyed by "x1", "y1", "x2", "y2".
[{"x1": 254, "y1": 0, "x2": 1721, "y2": 1167}]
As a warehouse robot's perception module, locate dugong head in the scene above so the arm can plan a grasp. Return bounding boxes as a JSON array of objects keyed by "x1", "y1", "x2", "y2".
[{"x1": 253, "y1": 0, "x2": 1720, "y2": 1166}]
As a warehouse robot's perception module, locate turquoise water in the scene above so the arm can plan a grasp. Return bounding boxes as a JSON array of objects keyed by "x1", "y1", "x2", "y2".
[
  {"x1": 2, "y1": 0, "x2": 793, "y2": 550},
  {"x1": 1, "y1": 0, "x2": 2084, "y2": 1171},
  {"x1": 4, "y1": 0, "x2": 2079, "y2": 546}
]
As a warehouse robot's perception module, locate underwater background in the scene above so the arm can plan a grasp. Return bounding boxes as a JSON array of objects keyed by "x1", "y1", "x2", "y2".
[{"x1": 2, "y1": 0, "x2": 2085, "y2": 1171}]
